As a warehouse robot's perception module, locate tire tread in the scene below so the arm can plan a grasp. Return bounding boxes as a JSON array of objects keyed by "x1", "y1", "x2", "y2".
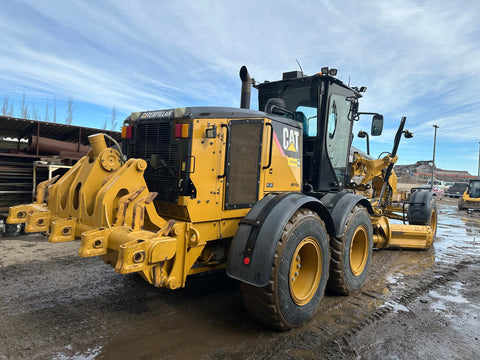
[
  {"x1": 241, "y1": 208, "x2": 327, "y2": 330},
  {"x1": 326, "y1": 205, "x2": 372, "y2": 295}
]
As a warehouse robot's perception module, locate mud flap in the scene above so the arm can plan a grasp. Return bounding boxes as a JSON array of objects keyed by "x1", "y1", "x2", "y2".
[
  {"x1": 320, "y1": 192, "x2": 374, "y2": 238},
  {"x1": 226, "y1": 192, "x2": 333, "y2": 287}
]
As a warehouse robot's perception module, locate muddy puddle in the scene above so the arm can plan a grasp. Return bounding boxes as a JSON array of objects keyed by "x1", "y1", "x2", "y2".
[{"x1": 1, "y1": 199, "x2": 479, "y2": 359}]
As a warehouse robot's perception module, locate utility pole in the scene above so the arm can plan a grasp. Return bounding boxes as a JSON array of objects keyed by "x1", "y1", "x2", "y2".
[{"x1": 431, "y1": 125, "x2": 439, "y2": 188}]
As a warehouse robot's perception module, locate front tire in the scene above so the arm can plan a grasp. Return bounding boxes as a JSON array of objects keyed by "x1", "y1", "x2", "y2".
[
  {"x1": 327, "y1": 206, "x2": 373, "y2": 295},
  {"x1": 408, "y1": 190, "x2": 438, "y2": 238},
  {"x1": 241, "y1": 208, "x2": 330, "y2": 330}
]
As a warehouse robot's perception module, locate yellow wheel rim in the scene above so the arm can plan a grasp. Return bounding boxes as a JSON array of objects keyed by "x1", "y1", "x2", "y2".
[
  {"x1": 349, "y1": 226, "x2": 368, "y2": 276},
  {"x1": 289, "y1": 237, "x2": 322, "y2": 306},
  {"x1": 430, "y1": 208, "x2": 437, "y2": 234}
]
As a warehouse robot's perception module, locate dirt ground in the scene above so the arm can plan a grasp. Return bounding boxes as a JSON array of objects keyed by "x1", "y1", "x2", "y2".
[{"x1": 1, "y1": 196, "x2": 479, "y2": 360}]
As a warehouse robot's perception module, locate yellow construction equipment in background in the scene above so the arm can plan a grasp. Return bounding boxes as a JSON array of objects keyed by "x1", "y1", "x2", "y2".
[{"x1": 458, "y1": 179, "x2": 480, "y2": 210}]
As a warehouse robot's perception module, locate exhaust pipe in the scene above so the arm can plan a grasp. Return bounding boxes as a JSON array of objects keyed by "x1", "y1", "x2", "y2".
[{"x1": 239, "y1": 66, "x2": 253, "y2": 109}]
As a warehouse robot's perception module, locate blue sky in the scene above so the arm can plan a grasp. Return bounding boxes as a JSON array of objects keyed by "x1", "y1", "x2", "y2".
[{"x1": 1, "y1": 0, "x2": 480, "y2": 175}]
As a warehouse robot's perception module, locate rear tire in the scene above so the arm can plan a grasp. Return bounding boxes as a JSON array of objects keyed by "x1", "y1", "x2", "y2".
[
  {"x1": 458, "y1": 198, "x2": 465, "y2": 210},
  {"x1": 241, "y1": 208, "x2": 329, "y2": 330},
  {"x1": 327, "y1": 206, "x2": 373, "y2": 295}
]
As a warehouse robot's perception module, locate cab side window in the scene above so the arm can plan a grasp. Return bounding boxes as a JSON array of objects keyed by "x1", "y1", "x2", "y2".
[{"x1": 327, "y1": 100, "x2": 337, "y2": 138}]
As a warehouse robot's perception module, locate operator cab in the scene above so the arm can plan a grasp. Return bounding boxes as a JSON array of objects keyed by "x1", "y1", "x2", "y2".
[
  {"x1": 467, "y1": 180, "x2": 480, "y2": 198},
  {"x1": 256, "y1": 68, "x2": 381, "y2": 193}
]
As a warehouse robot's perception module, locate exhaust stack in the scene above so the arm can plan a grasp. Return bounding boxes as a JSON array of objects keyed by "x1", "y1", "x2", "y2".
[{"x1": 239, "y1": 66, "x2": 253, "y2": 109}]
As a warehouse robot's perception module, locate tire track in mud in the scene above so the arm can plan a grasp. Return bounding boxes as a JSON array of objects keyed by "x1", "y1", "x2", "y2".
[
  {"x1": 321, "y1": 258, "x2": 477, "y2": 359},
  {"x1": 221, "y1": 253, "x2": 477, "y2": 360}
]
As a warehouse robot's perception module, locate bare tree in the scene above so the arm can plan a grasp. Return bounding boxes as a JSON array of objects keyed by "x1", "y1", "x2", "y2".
[
  {"x1": 21, "y1": 92, "x2": 27, "y2": 119},
  {"x1": 2, "y1": 95, "x2": 9, "y2": 115},
  {"x1": 65, "y1": 97, "x2": 74, "y2": 125},
  {"x1": 45, "y1": 100, "x2": 49, "y2": 122},
  {"x1": 110, "y1": 106, "x2": 118, "y2": 130},
  {"x1": 31, "y1": 104, "x2": 39, "y2": 120},
  {"x1": 22, "y1": 104, "x2": 29, "y2": 119},
  {"x1": 9, "y1": 103, "x2": 14, "y2": 117},
  {"x1": 53, "y1": 97, "x2": 57, "y2": 123}
]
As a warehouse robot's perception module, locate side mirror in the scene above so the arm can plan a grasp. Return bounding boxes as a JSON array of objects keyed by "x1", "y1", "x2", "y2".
[{"x1": 371, "y1": 114, "x2": 383, "y2": 136}]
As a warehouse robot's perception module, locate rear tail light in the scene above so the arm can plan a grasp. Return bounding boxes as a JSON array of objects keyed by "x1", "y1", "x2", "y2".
[
  {"x1": 175, "y1": 123, "x2": 190, "y2": 138},
  {"x1": 121, "y1": 126, "x2": 133, "y2": 139}
]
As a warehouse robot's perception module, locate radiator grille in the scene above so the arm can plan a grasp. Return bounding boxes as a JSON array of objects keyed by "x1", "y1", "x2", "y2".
[{"x1": 127, "y1": 119, "x2": 180, "y2": 203}]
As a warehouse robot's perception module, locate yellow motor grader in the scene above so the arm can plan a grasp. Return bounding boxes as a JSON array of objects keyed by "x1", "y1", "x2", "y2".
[{"x1": 7, "y1": 66, "x2": 436, "y2": 330}]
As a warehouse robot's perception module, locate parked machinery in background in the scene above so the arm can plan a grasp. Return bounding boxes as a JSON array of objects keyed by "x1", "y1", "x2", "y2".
[{"x1": 458, "y1": 179, "x2": 480, "y2": 210}]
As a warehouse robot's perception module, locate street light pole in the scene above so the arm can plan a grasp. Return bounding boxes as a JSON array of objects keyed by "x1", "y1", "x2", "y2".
[
  {"x1": 431, "y1": 125, "x2": 439, "y2": 188},
  {"x1": 478, "y1": 142, "x2": 480, "y2": 179}
]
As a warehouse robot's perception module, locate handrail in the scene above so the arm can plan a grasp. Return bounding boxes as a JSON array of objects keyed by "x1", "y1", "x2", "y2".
[
  {"x1": 217, "y1": 124, "x2": 229, "y2": 179},
  {"x1": 262, "y1": 123, "x2": 273, "y2": 170}
]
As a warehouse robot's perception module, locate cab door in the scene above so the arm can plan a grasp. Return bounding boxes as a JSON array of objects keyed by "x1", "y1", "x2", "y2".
[{"x1": 325, "y1": 89, "x2": 354, "y2": 184}]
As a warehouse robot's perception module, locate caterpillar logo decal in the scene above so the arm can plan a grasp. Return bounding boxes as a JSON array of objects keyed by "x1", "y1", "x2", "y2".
[
  {"x1": 283, "y1": 127, "x2": 299, "y2": 153},
  {"x1": 272, "y1": 123, "x2": 301, "y2": 167}
]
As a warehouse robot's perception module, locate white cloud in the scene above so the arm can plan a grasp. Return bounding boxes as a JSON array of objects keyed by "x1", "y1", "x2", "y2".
[{"x1": 1, "y1": 0, "x2": 479, "y2": 174}]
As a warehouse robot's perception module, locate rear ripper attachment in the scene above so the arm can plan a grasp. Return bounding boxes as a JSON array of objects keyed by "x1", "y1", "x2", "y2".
[{"x1": 7, "y1": 133, "x2": 200, "y2": 289}]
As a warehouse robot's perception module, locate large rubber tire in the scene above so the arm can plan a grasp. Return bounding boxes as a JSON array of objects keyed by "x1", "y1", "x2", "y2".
[
  {"x1": 408, "y1": 190, "x2": 438, "y2": 237},
  {"x1": 327, "y1": 206, "x2": 373, "y2": 295},
  {"x1": 458, "y1": 198, "x2": 465, "y2": 210},
  {"x1": 241, "y1": 208, "x2": 330, "y2": 330}
]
